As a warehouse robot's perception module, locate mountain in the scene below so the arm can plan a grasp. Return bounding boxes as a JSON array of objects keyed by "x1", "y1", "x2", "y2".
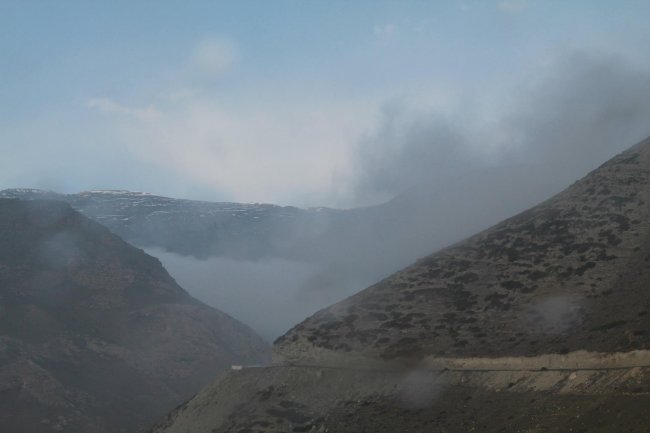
[
  {"x1": 0, "y1": 181, "x2": 545, "y2": 340},
  {"x1": 0, "y1": 199, "x2": 269, "y2": 433},
  {"x1": 276, "y1": 136, "x2": 650, "y2": 361},
  {"x1": 0, "y1": 183, "x2": 538, "y2": 268},
  {"x1": 148, "y1": 137, "x2": 650, "y2": 433},
  {"x1": 0, "y1": 190, "x2": 397, "y2": 339},
  {"x1": 0, "y1": 189, "x2": 343, "y2": 260}
]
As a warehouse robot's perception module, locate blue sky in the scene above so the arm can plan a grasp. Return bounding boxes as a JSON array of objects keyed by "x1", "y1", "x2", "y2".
[{"x1": 2, "y1": 1, "x2": 650, "y2": 206}]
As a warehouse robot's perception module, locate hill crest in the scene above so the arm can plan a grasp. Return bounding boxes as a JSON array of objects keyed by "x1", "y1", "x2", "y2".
[{"x1": 276, "y1": 136, "x2": 650, "y2": 362}]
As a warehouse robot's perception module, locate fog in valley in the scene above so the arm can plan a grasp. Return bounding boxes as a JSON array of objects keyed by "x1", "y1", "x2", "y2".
[
  {"x1": 147, "y1": 249, "x2": 339, "y2": 340},
  {"x1": 3, "y1": 1, "x2": 650, "y2": 343},
  {"x1": 4, "y1": 3, "x2": 650, "y2": 432},
  {"x1": 147, "y1": 50, "x2": 650, "y2": 340}
]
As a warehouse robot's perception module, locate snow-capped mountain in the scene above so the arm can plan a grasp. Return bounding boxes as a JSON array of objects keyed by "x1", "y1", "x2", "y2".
[{"x1": 0, "y1": 189, "x2": 341, "y2": 260}]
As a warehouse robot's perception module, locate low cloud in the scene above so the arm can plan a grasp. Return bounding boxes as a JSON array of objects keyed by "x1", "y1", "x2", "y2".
[
  {"x1": 353, "y1": 101, "x2": 482, "y2": 205},
  {"x1": 191, "y1": 37, "x2": 239, "y2": 76},
  {"x1": 525, "y1": 295, "x2": 584, "y2": 334},
  {"x1": 507, "y1": 51, "x2": 650, "y2": 173},
  {"x1": 87, "y1": 98, "x2": 162, "y2": 121},
  {"x1": 148, "y1": 248, "x2": 366, "y2": 340},
  {"x1": 88, "y1": 96, "x2": 371, "y2": 206},
  {"x1": 353, "y1": 50, "x2": 650, "y2": 208},
  {"x1": 40, "y1": 231, "x2": 83, "y2": 270},
  {"x1": 145, "y1": 50, "x2": 650, "y2": 342},
  {"x1": 374, "y1": 23, "x2": 398, "y2": 40},
  {"x1": 394, "y1": 370, "x2": 445, "y2": 409}
]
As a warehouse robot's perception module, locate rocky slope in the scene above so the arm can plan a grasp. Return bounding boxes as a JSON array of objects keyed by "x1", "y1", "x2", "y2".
[
  {"x1": 0, "y1": 199, "x2": 269, "y2": 433},
  {"x1": 149, "y1": 136, "x2": 650, "y2": 433},
  {"x1": 276, "y1": 136, "x2": 650, "y2": 362}
]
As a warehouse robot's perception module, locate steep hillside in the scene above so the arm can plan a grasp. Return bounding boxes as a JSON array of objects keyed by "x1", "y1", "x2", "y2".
[
  {"x1": 149, "y1": 137, "x2": 650, "y2": 433},
  {"x1": 0, "y1": 199, "x2": 269, "y2": 433},
  {"x1": 276, "y1": 136, "x2": 650, "y2": 362}
]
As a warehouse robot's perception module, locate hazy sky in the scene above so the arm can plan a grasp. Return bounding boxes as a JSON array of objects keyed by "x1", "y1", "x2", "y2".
[{"x1": 2, "y1": 1, "x2": 650, "y2": 207}]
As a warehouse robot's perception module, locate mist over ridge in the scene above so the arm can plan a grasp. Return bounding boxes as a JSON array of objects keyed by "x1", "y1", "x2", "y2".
[
  {"x1": 5, "y1": 2, "x2": 650, "y2": 432},
  {"x1": 3, "y1": 49, "x2": 650, "y2": 340},
  {"x1": 157, "y1": 50, "x2": 650, "y2": 338}
]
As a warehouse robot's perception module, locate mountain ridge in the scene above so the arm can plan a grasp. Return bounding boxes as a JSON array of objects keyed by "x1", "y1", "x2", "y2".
[
  {"x1": 0, "y1": 198, "x2": 269, "y2": 433},
  {"x1": 274, "y1": 136, "x2": 650, "y2": 362},
  {"x1": 148, "y1": 135, "x2": 650, "y2": 433},
  {"x1": 0, "y1": 188, "x2": 342, "y2": 261}
]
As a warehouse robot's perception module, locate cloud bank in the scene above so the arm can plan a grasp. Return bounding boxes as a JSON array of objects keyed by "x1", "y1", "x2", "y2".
[
  {"x1": 353, "y1": 50, "x2": 650, "y2": 207},
  {"x1": 132, "y1": 50, "x2": 650, "y2": 340}
]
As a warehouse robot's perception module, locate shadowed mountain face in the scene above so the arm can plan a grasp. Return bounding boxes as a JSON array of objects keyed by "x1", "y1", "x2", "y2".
[
  {"x1": 148, "y1": 137, "x2": 650, "y2": 433},
  {"x1": 0, "y1": 199, "x2": 269, "y2": 433}
]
